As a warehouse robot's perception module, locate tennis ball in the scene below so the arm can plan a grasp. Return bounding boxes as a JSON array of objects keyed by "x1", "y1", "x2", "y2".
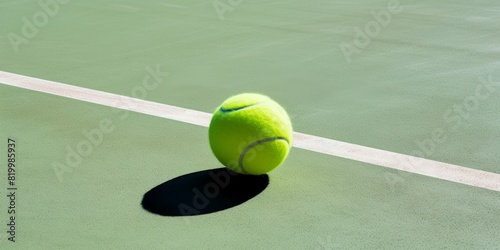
[{"x1": 209, "y1": 93, "x2": 293, "y2": 175}]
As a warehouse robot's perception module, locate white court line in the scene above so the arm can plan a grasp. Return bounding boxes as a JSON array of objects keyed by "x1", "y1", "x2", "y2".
[{"x1": 1, "y1": 70, "x2": 499, "y2": 192}]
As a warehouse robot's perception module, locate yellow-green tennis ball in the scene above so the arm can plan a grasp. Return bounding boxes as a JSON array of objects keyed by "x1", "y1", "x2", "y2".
[{"x1": 209, "y1": 93, "x2": 293, "y2": 175}]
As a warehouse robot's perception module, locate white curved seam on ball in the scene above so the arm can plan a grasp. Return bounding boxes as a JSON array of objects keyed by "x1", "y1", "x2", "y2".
[
  {"x1": 239, "y1": 137, "x2": 289, "y2": 174},
  {"x1": 219, "y1": 101, "x2": 271, "y2": 113}
]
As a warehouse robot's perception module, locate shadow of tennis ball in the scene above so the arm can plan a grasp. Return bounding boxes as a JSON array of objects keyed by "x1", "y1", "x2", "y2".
[{"x1": 141, "y1": 168, "x2": 269, "y2": 216}]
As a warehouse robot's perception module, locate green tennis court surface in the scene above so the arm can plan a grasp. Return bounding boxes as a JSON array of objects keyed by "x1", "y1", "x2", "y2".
[{"x1": 1, "y1": 0, "x2": 499, "y2": 249}]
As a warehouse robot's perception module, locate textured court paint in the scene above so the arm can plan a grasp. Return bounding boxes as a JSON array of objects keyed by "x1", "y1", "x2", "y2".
[
  {"x1": 0, "y1": 71, "x2": 212, "y2": 127},
  {"x1": 1, "y1": 70, "x2": 499, "y2": 192},
  {"x1": 293, "y1": 132, "x2": 500, "y2": 192}
]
